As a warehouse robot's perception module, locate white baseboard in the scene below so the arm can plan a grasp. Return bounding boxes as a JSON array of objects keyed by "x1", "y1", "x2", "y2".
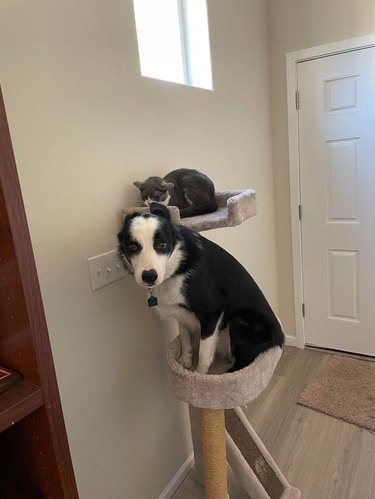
[
  {"x1": 158, "y1": 453, "x2": 194, "y2": 499},
  {"x1": 284, "y1": 334, "x2": 298, "y2": 347}
]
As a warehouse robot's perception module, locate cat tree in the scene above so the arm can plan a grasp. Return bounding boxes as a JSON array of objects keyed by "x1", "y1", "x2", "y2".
[{"x1": 123, "y1": 189, "x2": 300, "y2": 498}]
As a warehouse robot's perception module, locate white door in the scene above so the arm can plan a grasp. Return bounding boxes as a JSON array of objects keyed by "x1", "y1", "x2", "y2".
[{"x1": 298, "y1": 47, "x2": 375, "y2": 355}]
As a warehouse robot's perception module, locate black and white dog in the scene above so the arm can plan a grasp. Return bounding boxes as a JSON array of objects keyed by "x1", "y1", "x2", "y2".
[{"x1": 118, "y1": 203, "x2": 284, "y2": 373}]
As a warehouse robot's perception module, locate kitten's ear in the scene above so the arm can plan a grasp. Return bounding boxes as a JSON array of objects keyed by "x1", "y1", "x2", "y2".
[
  {"x1": 161, "y1": 181, "x2": 174, "y2": 191},
  {"x1": 150, "y1": 203, "x2": 171, "y2": 221},
  {"x1": 133, "y1": 181, "x2": 144, "y2": 190}
]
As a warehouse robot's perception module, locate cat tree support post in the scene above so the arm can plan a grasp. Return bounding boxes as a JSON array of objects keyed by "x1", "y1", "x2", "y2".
[{"x1": 200, "y1": 408, "x2": 227, "y2": 498}]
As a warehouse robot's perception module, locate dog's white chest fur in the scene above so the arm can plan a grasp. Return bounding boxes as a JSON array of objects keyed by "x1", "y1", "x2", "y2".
[{"x1": 153, "y1": 275, "x2": 200, "y2": 333}]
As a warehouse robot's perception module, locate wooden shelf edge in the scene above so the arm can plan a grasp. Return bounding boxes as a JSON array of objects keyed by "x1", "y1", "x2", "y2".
[{"x1": 0, "y1": 381, "x2": 44, "y2": 433}]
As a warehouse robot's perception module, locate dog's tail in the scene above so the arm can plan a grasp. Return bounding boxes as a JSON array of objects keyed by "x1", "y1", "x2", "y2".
[{"x1": 227, "y1": 311, "x2": 284, "y2": 373}]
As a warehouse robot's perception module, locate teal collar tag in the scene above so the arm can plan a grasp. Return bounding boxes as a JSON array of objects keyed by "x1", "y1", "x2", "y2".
[{"x1": 147, "y1": 289, "x2": 158, "y2": 307}]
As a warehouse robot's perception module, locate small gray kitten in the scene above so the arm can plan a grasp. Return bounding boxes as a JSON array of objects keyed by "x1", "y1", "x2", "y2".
[{"x1": 133, "y1": 168, "x2": 217, "y2": 218}]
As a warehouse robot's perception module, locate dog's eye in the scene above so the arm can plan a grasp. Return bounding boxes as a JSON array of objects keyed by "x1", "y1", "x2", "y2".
[
  {"x1": 158, "y1": 242, "x2": 167, "y2": 250},
  {"x1": 128, "y1": 243, "x2": 139, "y2": 252}
]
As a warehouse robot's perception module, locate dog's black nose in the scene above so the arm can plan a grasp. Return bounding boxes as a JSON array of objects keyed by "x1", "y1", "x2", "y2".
[{"x1": 142, "y1": 269, "x2": 158, "y2": 285}]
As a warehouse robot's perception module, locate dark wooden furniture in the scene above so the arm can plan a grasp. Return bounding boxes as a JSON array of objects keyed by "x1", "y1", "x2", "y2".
[{"x1": 0, "y1": 87, "x2": 79, "y2": 498}]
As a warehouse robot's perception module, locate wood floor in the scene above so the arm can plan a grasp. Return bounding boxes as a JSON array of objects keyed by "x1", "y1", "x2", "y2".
[{"x1": 173, "y1": 346, "x2": 375, "y2": 499}]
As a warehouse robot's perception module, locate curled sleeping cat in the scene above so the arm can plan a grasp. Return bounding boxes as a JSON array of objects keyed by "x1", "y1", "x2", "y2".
[{"x1": 133, "y1": 168, "x2": 217, "y2": 218}]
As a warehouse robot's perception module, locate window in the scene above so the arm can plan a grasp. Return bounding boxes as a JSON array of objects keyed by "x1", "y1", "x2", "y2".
[{"x1": 133, "y1": 0, "x2": 213, "y2": 90}]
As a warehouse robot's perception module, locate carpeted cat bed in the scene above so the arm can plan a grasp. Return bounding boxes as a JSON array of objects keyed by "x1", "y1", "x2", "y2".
[
  {"x1": 166, "y1": 337, "x2": 282, "y2": 409},
  {"x1": 122, "y1": 189, "x2": 256, "y2": 232}
]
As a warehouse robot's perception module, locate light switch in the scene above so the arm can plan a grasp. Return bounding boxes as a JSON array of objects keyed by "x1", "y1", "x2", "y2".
[{"x1": 88, "y1": 249, "x2": 126, "y2": 291}]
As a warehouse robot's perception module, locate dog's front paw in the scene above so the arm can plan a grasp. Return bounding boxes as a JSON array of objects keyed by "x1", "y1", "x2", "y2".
[
  {"x1": 196, "y1": 364, "x2": 209, "y2": 374},
  {"x1": 179, "y1": 353, "x2": 193, "y2": 369}
]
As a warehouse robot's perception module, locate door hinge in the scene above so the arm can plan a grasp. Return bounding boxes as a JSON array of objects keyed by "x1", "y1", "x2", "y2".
[
  {"x1": 295, "y1": 90, "x2": 300, "y2": 110},
  {"x1": 302, "y1": 303, "x2": 305, "y2": 317},
  {"x1": 298, "y1": 204, "x2": 302, "y2": 220}
]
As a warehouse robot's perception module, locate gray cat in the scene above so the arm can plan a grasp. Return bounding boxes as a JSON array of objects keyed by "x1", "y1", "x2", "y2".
[{"x1": 133, "y1": 168, "x2": 217, "y2": 218}]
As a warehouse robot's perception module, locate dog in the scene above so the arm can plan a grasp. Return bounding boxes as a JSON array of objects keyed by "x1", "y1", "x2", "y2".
[{"x1": 118, "y1": 203, "x2": 284, "y2": 373}]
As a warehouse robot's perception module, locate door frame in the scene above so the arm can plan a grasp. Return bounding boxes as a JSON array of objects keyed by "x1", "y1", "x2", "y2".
[{"x1": 286, "y1": 34, "x2": 375, "y2": 349}]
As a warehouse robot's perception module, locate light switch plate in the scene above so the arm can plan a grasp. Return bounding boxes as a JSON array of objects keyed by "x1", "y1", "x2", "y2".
[{"x1": 88, "y1": 249, "x2": 126, "y2": 291}]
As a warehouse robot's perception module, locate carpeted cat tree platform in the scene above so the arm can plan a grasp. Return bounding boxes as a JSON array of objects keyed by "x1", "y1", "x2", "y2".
[
  {"x1": 122, "y1": 189, "x2": 256, "y2": 232},
  {"x1": 166, "y1": 337, "x2": 301, "y2": 499}
]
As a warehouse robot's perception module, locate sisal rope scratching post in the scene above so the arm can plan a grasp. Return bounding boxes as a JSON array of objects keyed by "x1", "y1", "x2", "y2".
[
  {"x1": 200, "y1": 408, "x2": 227, "y2": 499},
  {"x1": 166, "y1": 337, "x2": 301, "y2": 499}
]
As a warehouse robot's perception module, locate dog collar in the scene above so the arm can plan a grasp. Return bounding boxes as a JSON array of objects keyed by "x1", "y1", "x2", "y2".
[{"x1": 147, "y1": 288, "x2": 158, "y2": 307}]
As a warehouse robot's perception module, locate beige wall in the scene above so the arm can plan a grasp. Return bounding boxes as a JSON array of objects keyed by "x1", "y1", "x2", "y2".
[
  {"x1": 0, "y1": 1, "x2": 277, "y2": 497},
  {"x1": 268, "y1": 0, "x2": 375, "y2": 337}
]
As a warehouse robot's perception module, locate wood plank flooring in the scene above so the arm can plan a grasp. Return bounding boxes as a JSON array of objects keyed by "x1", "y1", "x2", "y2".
[{"x1": 173, "y1": 346, "x2": 375, "y2": 499}]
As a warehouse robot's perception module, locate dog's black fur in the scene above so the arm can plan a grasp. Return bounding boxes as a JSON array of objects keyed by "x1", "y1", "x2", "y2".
[{"x1": 118, "y1": 203, "x2": 284, "y2": 372}]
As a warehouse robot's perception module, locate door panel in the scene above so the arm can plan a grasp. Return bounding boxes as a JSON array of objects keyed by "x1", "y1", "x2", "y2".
[
  {"x1": 326, "y1": 137, "x2": 359, "y2": 222},
  {"x1": 298, "y1": 47, "x2": 375, "y2": 355},
  {"x1": 327, "y1": 249, "x2": 359, "y2": 322}
]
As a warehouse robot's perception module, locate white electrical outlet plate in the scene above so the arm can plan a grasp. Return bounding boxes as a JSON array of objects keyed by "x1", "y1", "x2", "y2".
[{"x1": 88, "y1": 249, "x2": 126, "y2": 291}]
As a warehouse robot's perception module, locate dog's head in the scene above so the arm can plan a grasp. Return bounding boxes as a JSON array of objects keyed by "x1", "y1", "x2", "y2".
[
  {"x1": 133, "y1": 176, "x2": 174, "y2": 207},
  {"x1": 118, "y1": 203, "x2": 182, "y2": 288}
]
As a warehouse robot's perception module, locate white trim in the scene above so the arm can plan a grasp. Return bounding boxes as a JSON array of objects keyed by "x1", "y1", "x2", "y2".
[
  {"x1": 286, "y1": 34, "x2": 375, "y2": 350},
  {"x1": 157, "y1": 452, "x2": 194, "y2": 499},
  {"x1": 286, "y1": 50, "x2": 306, "y2": 350},
  {"x1": 287, "y1": 34, "x2": 375, "y2": 64},
  {"x1": 177, "y1": 0, "x2": 192, "y2": 85},
  {"x1": 284, "y1": 334, "x2": 298, "y2": 348}
]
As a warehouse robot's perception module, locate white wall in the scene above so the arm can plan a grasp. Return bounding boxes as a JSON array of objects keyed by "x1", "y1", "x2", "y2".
[
  {"x1": 268, "y1": 0, "x2": 375, "y2": 337},
  {"x1": 0, "y1": 1, "x2": 277, "y2": 497}
]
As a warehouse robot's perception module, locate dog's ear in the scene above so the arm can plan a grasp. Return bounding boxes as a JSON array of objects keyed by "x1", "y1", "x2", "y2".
[
  {"x1": 133, "y1": 181, "x2": 144, "y2": 190},
  {"x1": 117, "y1": 230, "x2": 124, "y2": 243},
  {"x1": 150, "y1": 203, "x2": 171, "y2": 221}
]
